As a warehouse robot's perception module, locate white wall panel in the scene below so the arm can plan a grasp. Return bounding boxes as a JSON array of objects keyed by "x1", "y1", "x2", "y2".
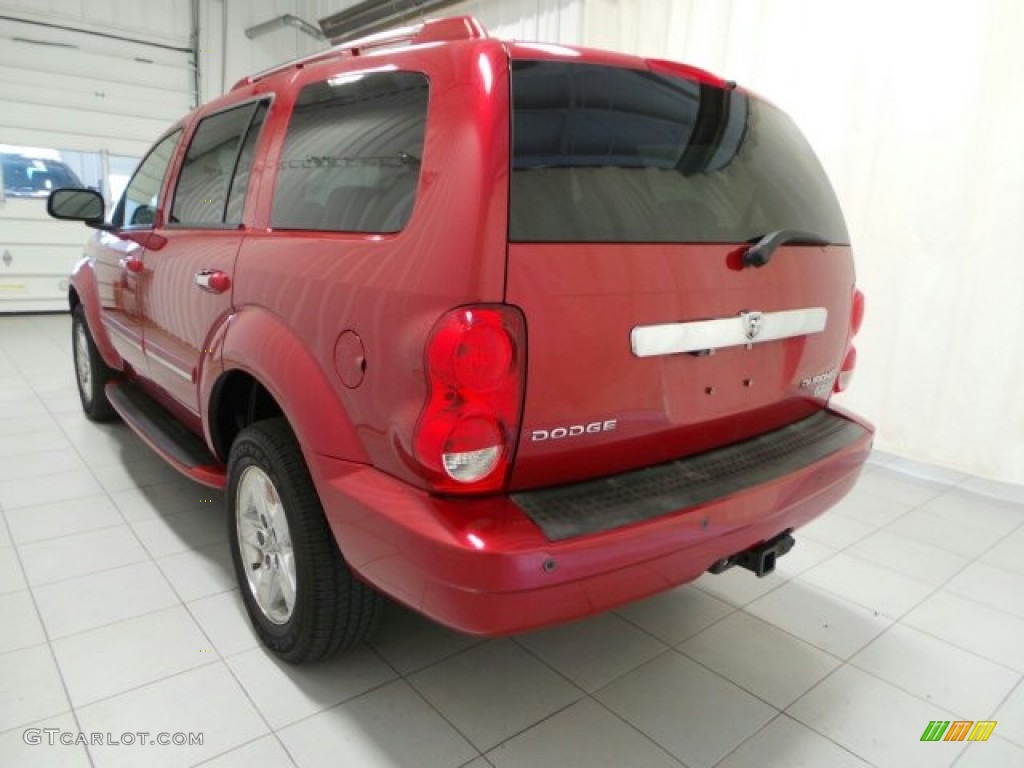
[{"x1": 0, "y1": 0, "x2": 193, "y2": 46}]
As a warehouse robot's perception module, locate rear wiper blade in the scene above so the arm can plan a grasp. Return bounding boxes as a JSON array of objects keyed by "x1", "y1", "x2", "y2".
[{"x1": 742, "y1": 229, "x2": 830, "y2": 268}]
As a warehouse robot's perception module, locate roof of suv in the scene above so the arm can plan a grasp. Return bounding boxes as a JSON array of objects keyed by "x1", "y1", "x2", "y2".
[{"x1": 231, "y1": 14, "x2": 730, "y2": 92}]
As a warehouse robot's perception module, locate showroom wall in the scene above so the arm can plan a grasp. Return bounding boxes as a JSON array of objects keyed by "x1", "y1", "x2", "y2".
[{"x1": 584, "y1": 0, "x2": 1024, "y2": 484}]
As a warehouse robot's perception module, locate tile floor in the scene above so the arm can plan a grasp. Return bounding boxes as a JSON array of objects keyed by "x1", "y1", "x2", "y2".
[{"x1": 1, "y1": 313, "x2": 1023, "y2": 768}]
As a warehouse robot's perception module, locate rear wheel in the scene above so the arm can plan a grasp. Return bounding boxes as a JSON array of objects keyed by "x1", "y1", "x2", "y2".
[
  {"x1": 71, "y1": 304, "x2": 117, "y2": 422},
  {"x1": 227, "y1": 418, "x2": 380, "y2": 663}
]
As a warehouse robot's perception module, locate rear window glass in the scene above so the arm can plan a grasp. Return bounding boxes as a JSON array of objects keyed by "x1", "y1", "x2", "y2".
[
  {"x1": 510, "y1": 61, "x2": 849, "y2": 244},
  {"x1": 272, "y1": 71, "x2": 428, "y2": 233}
]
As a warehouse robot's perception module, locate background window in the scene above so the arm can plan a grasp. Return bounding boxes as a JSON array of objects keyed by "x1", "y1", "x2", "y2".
[{"x1": 271, "y1": 71, "x2": 428, "y2": 233}]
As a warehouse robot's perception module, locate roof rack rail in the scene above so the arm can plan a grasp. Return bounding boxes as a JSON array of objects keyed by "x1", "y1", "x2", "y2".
[{"x1": 232, "y1": 15, "x2": 487, "y2": 91}]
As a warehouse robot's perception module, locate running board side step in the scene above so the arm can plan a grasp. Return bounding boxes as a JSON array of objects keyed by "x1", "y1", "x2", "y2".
[
  {"x1": 105, "y1": 381, "x2": 227, "y2": 489},
  {"x1": 708, "y1": 530, "x2": 795, "y2": 578}
]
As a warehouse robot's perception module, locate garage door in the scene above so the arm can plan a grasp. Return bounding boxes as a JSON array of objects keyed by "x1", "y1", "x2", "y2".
[{"x1": 0, "y1": 14, "x2": 193, "y2": 312}]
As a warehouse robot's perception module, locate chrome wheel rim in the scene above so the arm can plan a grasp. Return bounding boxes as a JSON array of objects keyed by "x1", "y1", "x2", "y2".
[
  {"x1": 236, "y1": 466, "x2": 296, "y2": 625},
  {"x1": 74, "y1": 321, "x2": 92, "y2": 405}
]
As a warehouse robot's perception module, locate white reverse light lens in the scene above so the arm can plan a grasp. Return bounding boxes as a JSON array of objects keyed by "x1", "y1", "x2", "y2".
[{"x1": 442, "y1": 446, "x2": 501, "y2": 483}]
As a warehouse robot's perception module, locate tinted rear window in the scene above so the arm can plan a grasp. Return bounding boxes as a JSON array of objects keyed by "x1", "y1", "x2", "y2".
[
  {"x1": 510, "y1": 61, "x2": 849, "y2": 244},
  {"x1": 272, "y1": 71, "x2": 428, "y2": 233}
]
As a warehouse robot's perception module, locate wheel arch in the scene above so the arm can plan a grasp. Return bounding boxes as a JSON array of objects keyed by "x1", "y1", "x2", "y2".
[{"x1": 202, "y1": 307, "x2": 369, "y2": 466}]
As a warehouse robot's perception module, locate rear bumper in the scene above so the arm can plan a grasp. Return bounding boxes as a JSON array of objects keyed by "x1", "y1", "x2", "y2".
[{"x1": 311, "y1": 406, "x2": 873, "y2": 636}]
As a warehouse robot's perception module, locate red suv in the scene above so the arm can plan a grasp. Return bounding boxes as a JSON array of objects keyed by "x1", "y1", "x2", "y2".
[{"x1": 49, "y1": 16, "x2": 872, "y2": 663}]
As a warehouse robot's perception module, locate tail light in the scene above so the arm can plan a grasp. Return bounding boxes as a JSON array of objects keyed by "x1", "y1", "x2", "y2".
[
  {"x1": 413, "y1": 305, "x2": 526, "y2": 493},
  {"x1": 834, "y1": 288, "x2": 865, "y2": 393}
]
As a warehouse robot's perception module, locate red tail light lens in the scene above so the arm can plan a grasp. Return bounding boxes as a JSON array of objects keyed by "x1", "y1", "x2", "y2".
[
  {"x1": 835, "y1": 345, "x2": 857, "y2": 393},
  {"x1": 834, "y1": 288, "x2": 865, "y2": 393},
  {"x1": 414, "y1": 306, "x2": 525, "y2": 493},
  {"x1": 851, "y1": 288, "x2": 865, "y2": 336}
]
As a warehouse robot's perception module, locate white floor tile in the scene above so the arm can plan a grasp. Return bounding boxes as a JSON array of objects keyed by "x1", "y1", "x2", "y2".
[
  {"x1": 992, "y1": 681, "x2": 1024, "y2": 746},
  {"x1": 156, "y1": 542, "x2": 236, "y2": 603},
  {"x1": 0, "y1": 514, "x2": 9, "y2": 547},
  {"x1": 410, "y1": 639, "x2": 583, "y2": 751},
  {"x1": 0, "y1": 545, "x2": 26, "y2": 594},
  {"x1": 773, "y1": 536, "x2": 838, "y2": 577},
  {"x1": 716, "y1": 714, "x2": 871, "y2": 768},
  {"x1": 18, "y1": 524, "x2": 148, "y2": 586},
  {"x1": 855, "y1": 466, "x2": 951, "y2": 507},
  {"x1": 798, "y1": 552, "x2": 934, "y2": 618},
  {"x1": 75, "y1": 663, "x2": 267, "y2": 768},
  {"x1": 131, "y1": 506, "x2": 227, "y2": 559},
  {"x1": 953, "y1": 736, "x2": 1024, "y2": 768},
  {"x1": 921, "y1": 487, "x2": 1024, "y2": 536},
  {"x1": 797, "y1": 512, "x2": 875, "y2": 549},
  {"x1": 850, "y1": 624, "x2": 1020, "y2": 718},
  {"x1": 0, "y1": 644, "x2": 69, "y2": 732},
  {"x1": 0, "y1": 712, "x2": 91, "y2": 768},
  {"x1": 90, "y1": 455, "x2": 183, "y2": 494},
  {"x1": 369, "y1": 603, "x2": 482, "y2": 676},
  {"x1": 903, "y1": 591, "x2": 1024, "y2": 672},
  {"x1": 0, "y1": 589, "x2": 47, "y2": 653},
  {"x1": 944, "y1": 562, "x2": 1024, "y2": 619},
  {"x1": 225, "y1": 645, "x2": 395, "y2": 730},
  {"x1": 3, "y1": 493, "x2": 125, "y2": 544},
  {"x1": 788, "y1": 665, "x2": 965, "y2": 768},
  {"x1": 915, "y1": 490, "x2": 1024, "y2": 536},
  {"x1": 110, "y1": 479, "x2": 215, "y2": 523},
  {"x1": 0, "y1": 468, "x2": 103, "y2": 510},
  {"x1": 745, "y1": 580, "x2": 892, "y2": 659},
  {"x1": 679, "y1": 612, "x2": 840, "y2": 708},
  {"x1": 51, "y1": 605, "x2": 215, "y2": 707},
  {"x1": 617, "y1": 582, "x2": 735, "y2": 642},
  {"x1": 980, "y1": 528, "x2": 1024, "y2": 577},
  {"x1": 958, "y1": 475, "x2": 1024, "y2": 505},
  {"x1": 278, "y1": 680, "x2": 477, "y2": 768},
  {"x1": 0, "y1": 412, "x2": 62, "y2": 437},
  {"x1": 33, "y1": 560, "x2": 179, "y2": 639},
  {"x1": 846, "y1": 528, "x2": 970, "y2": 586},
  {"x1": 195, "y1": 735, "x2": 297, "y2": 768},
  {"x1": 487, "y1": 698, "x2": 680, "y2": 768},
  {"x1": 595, "y1": 650, "x2": 775, "y2": 768},
  {"x1": 693, "y1": 566, "x2": 787, "y2": 607},
  {"x1": 187, "y1": 590, "x2": 259, "y2": 657},
  {"x1": 0, "y1": 427, "x2": 70, "y2": 458},
  {"x1": 0, "y1": 447, "x2": 86, "y2": 484},
  {"x1": 516, "y1": 612, "x2": 667, "y2": 692},
  {"x1": 831, "y1": 488, "x2": 914, "y2": 528},
  {"x1": 885, "y1": 509, "x2": 1004, "y2": 559}
]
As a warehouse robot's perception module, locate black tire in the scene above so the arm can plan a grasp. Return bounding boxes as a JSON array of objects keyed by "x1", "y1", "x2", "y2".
[
  {"x1": 71, "y1": 303, "x2": 118, "y2": 422},
  {"x1": 227, "y1": 418, "x2": 380, "y2": 663}
]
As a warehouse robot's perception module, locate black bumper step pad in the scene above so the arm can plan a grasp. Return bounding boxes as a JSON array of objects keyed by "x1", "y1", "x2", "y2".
[{"x1": 512, "y1": 410, "x2": 868, "y2": 542}]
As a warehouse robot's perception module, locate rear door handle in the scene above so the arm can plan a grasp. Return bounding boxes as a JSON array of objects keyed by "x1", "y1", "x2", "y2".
[
  {"x1": 122, "y1": 255, "x2": 144, "y2": 273},
  {"x1": 194, "y1": 269, "x2": 231, "y2": 294}
]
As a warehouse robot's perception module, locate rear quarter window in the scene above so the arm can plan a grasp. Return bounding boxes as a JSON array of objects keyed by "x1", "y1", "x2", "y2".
[
  {"x1": 510, "y1": 60, "x2": 849, "y2": 244},
  {"x1": 271, "y1": 71, "x2": 428, "y2": 234}
]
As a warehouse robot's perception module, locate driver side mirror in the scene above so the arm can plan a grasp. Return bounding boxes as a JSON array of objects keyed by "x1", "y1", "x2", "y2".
[{"x1": 47, "y1": 188, "x2": 110, "y2": 229}]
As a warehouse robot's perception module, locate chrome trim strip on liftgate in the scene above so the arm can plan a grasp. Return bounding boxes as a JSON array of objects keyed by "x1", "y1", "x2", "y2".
[{"x1": 631, "y1": 307, "x2": 828, "y2": 358}]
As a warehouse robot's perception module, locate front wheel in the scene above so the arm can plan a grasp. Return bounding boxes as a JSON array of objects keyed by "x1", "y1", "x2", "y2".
[
  {"x1": 227, "y1": 419, "x2": 380, "y2": 663},
  {"x1": 71, "y1": 304, "x2": 117, "y2": 422}
]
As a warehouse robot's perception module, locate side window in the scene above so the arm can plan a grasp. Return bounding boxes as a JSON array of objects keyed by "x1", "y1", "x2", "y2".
[
  {"x1": 224, "y1": 102, "x2": 268, "y2": 224},
  {"x1": 170, "y1": 102, "x2": 264, "y2": 226},
  {"x1": 115, "y1": 130, "x2": 182, "y2": 228},
  {"x1": 271, "y1": 71, "x2": 428, "y2": 233}
]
